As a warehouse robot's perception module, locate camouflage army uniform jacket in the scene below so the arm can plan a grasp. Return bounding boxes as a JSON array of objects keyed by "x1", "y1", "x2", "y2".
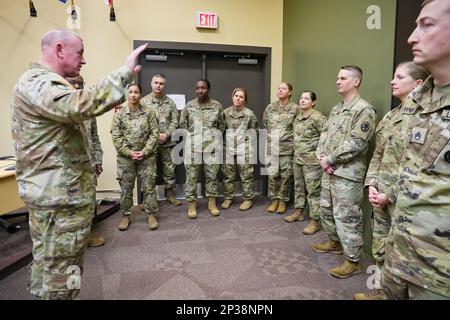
[
  {"x1": 179, "y1": 98, "x2": 225, "y2": 153},
  {"x1": 263, "y1": 101, "x2": 300, "y2": 156},
  {"x1": 385, "y1": 77, "x2": 450, "y2": 297},
  {"x1": 82, "y1": 118, "x2": 103, "y2": 167},
  {"x1": 141, "y1": 93, "x2": 179, "y2": 148},
  {"x1": 317, "y1": 96, "x2": 376, "y2": 182},
  {"x1": 364, "y1": 104, "x2": 414, "y2": 204},
  {"x1": 111, "y1": 103, "x2": 159, "y2": 160},
  {"x1": 293, "y1": 109, "x2": 327, "y2": 165},
  {"x1": 224, "y1": 106, "x2": 259, "y2": 156},
  {"x1": 11, "y1": 63, "x2": 131, "y2": 209}
]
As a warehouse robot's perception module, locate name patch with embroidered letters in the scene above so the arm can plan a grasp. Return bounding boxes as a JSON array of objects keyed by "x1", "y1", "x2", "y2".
[{"x1": 411, "y1": 127, "x2": 428, "y2": 144}]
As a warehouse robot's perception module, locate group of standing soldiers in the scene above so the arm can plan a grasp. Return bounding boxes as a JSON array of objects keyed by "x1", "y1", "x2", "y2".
[
  {"x1": 12, "y1": 0, "x2": 449, "y2": 299},
  {"x1": 109, "y1": 74, "x2": 329, "y2": 234}
]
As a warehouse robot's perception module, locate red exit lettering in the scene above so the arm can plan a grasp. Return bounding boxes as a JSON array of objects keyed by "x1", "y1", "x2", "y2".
[{"x1": 197, "y1": 12, "x2": 217, "y2": 28}]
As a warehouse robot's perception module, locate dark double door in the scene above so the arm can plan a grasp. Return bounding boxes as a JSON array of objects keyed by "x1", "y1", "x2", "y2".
[{"x1": 135, "y1": 41, "x2": 271, "y2": 199}]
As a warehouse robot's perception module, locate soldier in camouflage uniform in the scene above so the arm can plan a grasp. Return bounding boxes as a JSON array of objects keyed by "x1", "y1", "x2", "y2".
[
  {"x1": 381, "y1": 0, "x2": 450, "y2": 300},
  {"x1": 284, "y1": 91, "x2": 327, "y2": 236},
  {"x1": 354, "y1": 62, "x2": 429, "y2": 300},
  {"x1": 141, "y1": 74, "x2": 181, "y2": 207},
  {"x1": 263, "y1": 82, "x2": 300, "y2": 215},
  {"x1": 313, "y1": 66, "x2": 376, "y2": 279},
  {"x1": 112, "y1": 84, "x2": 159, "y2": 231},
  {"x1": 67, "y1": 75, "x2": 106, "y2": 248},
  {"x1": 179, "y1": 79, "x2": 225, "y2": 219},
  {"x1": 10, "y1": 29, "x2": 146, "y2": 299},
  {"x1": 222, "y1": 88, "x2": 259, "y2": 211}
]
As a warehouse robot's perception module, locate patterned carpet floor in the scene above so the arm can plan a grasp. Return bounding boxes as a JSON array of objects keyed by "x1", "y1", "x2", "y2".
[{"x1": 0, "y1": 196, "x2": 373, "y2": 300}]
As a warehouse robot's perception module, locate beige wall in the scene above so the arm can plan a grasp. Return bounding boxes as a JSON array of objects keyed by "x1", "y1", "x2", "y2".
[{"x1": 0, "y1": 0, "x2": 283, "y2": 192}]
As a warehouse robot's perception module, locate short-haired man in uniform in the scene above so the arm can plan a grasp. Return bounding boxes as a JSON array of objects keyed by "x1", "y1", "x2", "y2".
[
  {"x1": 141, "y1": 74, "x2": 181, "y2": 207},
  {"x1": 381, "y1": 0, "x2": 450, "y2": 299},
  {"x1": 313, "y1": 65, "x2": 377, "y2": 279}
]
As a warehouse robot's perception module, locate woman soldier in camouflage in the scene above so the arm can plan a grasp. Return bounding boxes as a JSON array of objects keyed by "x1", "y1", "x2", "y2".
[
  {"x1": 222, "y1": 88, "x2": 259, "y2": 211},
  {"x1": 353, "y1": 62, "x2": 429, "y2": 300},
  {"x1": 263, "y1": 82, "x2": 300, "y2": 214},
  {"x1": 112, "y1": 84, "x2": 159, "y2": 231},
  {"x1": 284, "y1": 91, "x2": 327, "y2": 236},
  {"x1": 179, "y1": 79, "x2": 225, "y2": 219}
]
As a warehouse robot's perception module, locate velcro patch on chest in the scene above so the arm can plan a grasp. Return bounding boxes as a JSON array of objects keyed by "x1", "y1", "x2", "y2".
[{"x1": 410, "y1": 127, "x2": 428, "y2": 144}]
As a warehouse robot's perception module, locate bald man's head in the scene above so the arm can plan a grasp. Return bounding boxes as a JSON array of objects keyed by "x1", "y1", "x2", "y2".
[
  {"x1": 40, "y1": 29, "x2": 86, "y2": 78},
  {"x1": 41, "y1": 29, "x2": 81, "y2": 51}
]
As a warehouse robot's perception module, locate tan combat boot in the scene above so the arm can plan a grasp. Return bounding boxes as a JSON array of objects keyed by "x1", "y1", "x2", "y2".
[
  {"x1": 118, "y1": 216, "x2": 131, "y2": 231},
  {"x1": 303, "y1": 219, "x2": 321, "y2": 235},
  {"x1": 208, "y1": 197, "x2": 220, "y2": 217},
  {"x1": 276, "y1": 201, "x2": 287, "y2": 214},
  {"x1": 222, "y1": 199, "x2": 232, "y2": 209},
  {"x1": 329, "y1": 259, "x2": 361, "y2": 279},
  {"x1": 239, "y1": 200, "x2": 253, "y2": 211},
  {"x1": 353, "y1": 289, "x2": 383, "y2": 300},
  {"x1": 166, "y1": 190, "x2": 182, "y2": 206},
  {"x1": 267, "y1": 200, "x2": 279, "y2": 213},
  {"x1": 284, "y1": 209, "x2": 304, "y2": 223},
  {"x1": 147, "y1": 214, "x2": 159, "y2": 230},
  {"x1": 87, "y1": 236, "x2": 105, "y2": 247},
  {"x1": 312, "y1": 240, "x2": 343, "y2": 254},
  {"x1": 187, "y1": 201, "x2": 197, "y2": 219}
]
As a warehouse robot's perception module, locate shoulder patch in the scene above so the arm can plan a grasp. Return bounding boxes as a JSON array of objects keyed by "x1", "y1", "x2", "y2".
[{"x1": 361, "y1": 122, "x2": 370, "y2": 132}]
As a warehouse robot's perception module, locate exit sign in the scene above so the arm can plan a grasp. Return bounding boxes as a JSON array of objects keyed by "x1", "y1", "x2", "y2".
[{"x1": 196, "y1": 12, "x2": 218, "y2": 29}]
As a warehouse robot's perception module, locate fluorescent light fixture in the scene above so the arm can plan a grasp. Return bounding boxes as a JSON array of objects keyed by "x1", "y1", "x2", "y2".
[
  {"x1": 146, "y1": 54, "x2": 168, "y2": 62},
  {"x1": 238, "y1": 58, "x2": 258, "y2": 65}
]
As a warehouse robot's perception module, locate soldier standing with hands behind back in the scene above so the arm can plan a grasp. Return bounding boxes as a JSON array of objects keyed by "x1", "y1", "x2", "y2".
[
  {"x1": 141, "y1": 74, "x2": 181, "y2": 207},
  {"x1": 10, "y1": 29, "x2": 147, "y2": 299}
]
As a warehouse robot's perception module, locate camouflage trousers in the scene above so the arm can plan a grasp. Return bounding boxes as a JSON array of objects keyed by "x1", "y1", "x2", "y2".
[
  {"x1": 117, "y1": 156, "x2": 157, "y2": 215},
  {"x1": 267, "y1": 154, "x2": 293, "y2": 202},
  {"x1": 28, "y1": 204, "x2": 94, "y2": 300},
  {"x1": 185, "y1": 153, "x2": 220, "y2": 201},
  {"x1": 372, "y1": 203, "x2": 394, "y2": 265},
  {"x1": 382, "y1": 262, "x2": 450, "y2": 300},
  {"x1": 157, "y1": 145, "x2": 176, "y2": 191},
  {"x1": 293, "y1": 162, "x2": 323, "y2": 220},
  {"x1": 320, "y1": 174, "x2": 364, "y2": 262},
  {"x1": 222, "y1": 154, "x2": 254, "y2": 200}
]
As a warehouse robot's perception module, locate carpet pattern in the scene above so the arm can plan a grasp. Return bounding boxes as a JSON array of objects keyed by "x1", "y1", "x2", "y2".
[{"x1": 0, "y1": 197, "x2": 373, "y2": 300}]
